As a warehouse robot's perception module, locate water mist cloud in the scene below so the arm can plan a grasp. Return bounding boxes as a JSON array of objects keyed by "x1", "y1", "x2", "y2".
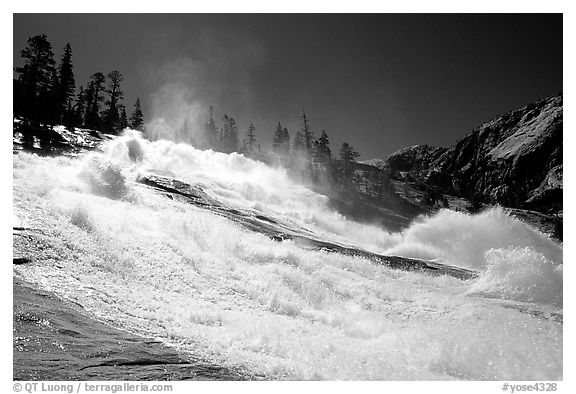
[{"x1": 143, "y1": 30, "x2": 266, "y2": 148}]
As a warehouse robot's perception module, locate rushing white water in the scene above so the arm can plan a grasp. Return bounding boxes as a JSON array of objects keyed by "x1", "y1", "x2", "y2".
[{"x1": 13, "y1": 130, "x2": 563, "y2": 380}]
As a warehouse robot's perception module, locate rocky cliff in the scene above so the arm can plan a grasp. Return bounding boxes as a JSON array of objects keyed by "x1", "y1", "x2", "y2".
[{"x1": 380, "y1": 93, "x2": 563, "y2": 214}]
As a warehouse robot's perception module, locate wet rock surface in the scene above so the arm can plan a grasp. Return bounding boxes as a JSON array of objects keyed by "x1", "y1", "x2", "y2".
[
  {"x1": 13, "y1": 278, "x2": 249, "y2": 381},
  {"x1": 138, "y1": 174, "x2": 478, "y2": 281}
]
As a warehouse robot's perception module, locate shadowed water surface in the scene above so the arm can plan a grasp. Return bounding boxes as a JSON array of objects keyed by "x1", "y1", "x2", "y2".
[{"x1": 13, "y1": 278, "x2": 251, "y2": 380}]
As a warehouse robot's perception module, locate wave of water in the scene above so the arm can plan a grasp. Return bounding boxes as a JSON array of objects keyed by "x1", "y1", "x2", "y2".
[{"x1": 12, "y1": 130, "x2": 563, "y2": 380}]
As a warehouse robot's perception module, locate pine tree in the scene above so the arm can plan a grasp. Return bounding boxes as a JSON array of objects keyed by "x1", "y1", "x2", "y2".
[
  {"x1": 221, "y1": 115, "x2": 239, "y2": 153},
  {"x1": 39, "y1": 67, "x2": 61, "y2": 125},
  {"x1": 219, "y1": 115, "x2": 229, "y2": 151},
  {"x1": 272, "y1": 122, "x2": 284, "y2": 153},
  {"x1": 281, "y1": 128, "x2": 290, "y2": 155},
  {"x1": 301, "y1": 109, "x2": 314, "y2": 154},
  {"x1": 84, "y1": 72, "x2": 106, "y2": 130},
  {"x1": 339, "y1": 142, "x2": 360, "y2": 191},
  {"x1": 13, "y1": 78, "x2": 24, "y2": 120},
  {"x1": 289, "y1": 109, "x2": 315, "y2": 178},
  {"x1": 313, "y1": 129, "x2": 332, "y2": 165},
  {"x1": 204, "y1": 105, "x2": 218, "y2": 149},
  {"x1": 73, "y1": 86, "x2": 87, "y2": 127},
  {"x1": 119, "y1": 105, "x2": 129, "y2": 130},
  {"x1": 245, "y1": 123, "x2": 257, "y2": 155},
  {"x1": 129, "y1": 98, "x2": 144, "y2": 131},
  {"x1": 272, "y1": 122, "x2": 290, "y2": 160},
  {"x1": 103, "y1": 70, "x2": 124, "y2": 133},
  {"x1": 15, "y1": 34, "x2": 57, "y2": 124},
  {"x1": 292, "y1": 130, "x2": 306, "y2": 153},
  {"x1": 57, "y1": 43, "x2": 76, "y2": 122},
  {"x1": 339, "y1": 142, "x2": 360, "y2": 164},
  {"x1": 218, "y1": 126, "x2": 225, "y2": 150}
]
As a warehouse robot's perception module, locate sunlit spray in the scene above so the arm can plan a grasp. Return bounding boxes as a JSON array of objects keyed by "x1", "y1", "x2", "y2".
[{"x1": 13, "y1": 132, "x2": 563, "y2": 380}]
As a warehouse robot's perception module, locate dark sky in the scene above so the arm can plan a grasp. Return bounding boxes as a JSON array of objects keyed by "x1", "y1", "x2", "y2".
[{"x1": 13, "y1": 14, "x2": 562, "y2": 159}]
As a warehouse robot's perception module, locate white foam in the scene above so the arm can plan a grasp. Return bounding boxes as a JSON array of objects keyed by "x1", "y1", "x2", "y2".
[
  {"x1": 385, "y1": 208, "x2": 562, "y2": 270},
  {"x1": 99, "y1": 132, "x2": 563, "y2": 305},
  {"x1": 467, "y1": 247, "x2": 563, "y2": 306},
  {"x1": 12, "y1": 133, "x2": 563, "y2": 380}
]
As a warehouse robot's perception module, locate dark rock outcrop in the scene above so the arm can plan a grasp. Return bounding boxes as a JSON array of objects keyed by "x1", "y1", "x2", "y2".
[{"x1": 381, "y1": 93, "x2": 563, "y2": 214}]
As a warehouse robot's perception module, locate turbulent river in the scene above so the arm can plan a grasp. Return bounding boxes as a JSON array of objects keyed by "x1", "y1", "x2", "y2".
[{"x1": 12, "y1": 130, "x2": 563, "y2": 380}]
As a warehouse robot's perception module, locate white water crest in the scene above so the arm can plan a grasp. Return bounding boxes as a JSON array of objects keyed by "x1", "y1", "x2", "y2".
[{"x1": 13, "y1": 130, "x2": 563, "y2": 380}]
